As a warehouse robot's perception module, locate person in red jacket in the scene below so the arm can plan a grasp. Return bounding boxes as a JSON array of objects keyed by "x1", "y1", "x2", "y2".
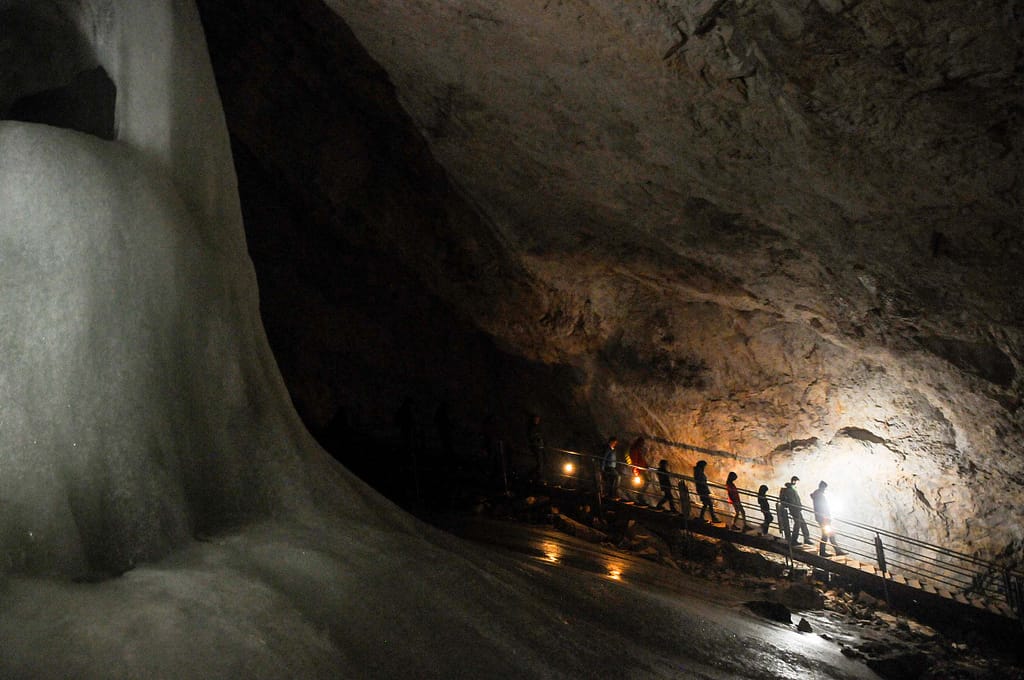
[
  {"x1": 726, "y1": 471, "x2": 747, "y2": 531},
  {"x1": 626, "y1": 436, "x2": 651, "y2": 505}
]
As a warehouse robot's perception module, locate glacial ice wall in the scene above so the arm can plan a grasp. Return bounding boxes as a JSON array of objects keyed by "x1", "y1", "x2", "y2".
[{"x1": 0, "y1": 0, "x2": 348, "y2": 576}]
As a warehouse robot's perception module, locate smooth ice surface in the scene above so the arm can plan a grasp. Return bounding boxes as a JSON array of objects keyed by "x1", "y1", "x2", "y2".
[
  {"x1": 0, "y1": 1, "x2": 885, "y2": 677},
  {"x1": 0, "y1": 517, "x2": 882, "y2": 679}
]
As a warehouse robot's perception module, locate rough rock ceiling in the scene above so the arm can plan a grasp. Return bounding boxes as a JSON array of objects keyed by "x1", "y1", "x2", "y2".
[
  {"x1": 313, "y1": 0, "x2": 1023, "y2": 551},
  {"x1": 199, "y1": 0, "x2": 1022, "y2": 555}
]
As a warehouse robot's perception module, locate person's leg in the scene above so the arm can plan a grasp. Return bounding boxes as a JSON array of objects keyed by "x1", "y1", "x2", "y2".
[
  {"x1": 702, "y1": 496, "x2": 716, "y2": 520},
  {"x1": 829, "y1": 533, "x2": 844, "y2": 554},
  {"x1": 788, "y1": 512, "x2": 803, "y2": 544}
]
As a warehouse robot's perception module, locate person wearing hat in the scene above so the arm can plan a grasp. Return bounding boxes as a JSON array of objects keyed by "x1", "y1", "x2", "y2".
[
  {"x1": 783, "y1": 476, "x2": 811, "y2": 546},
  {"x1": 810, "y1": 480, "x2": 846, "y2": 556}
]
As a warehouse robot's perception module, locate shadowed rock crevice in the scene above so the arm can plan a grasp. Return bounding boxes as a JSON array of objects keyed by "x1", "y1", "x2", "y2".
[
  {"x1": 835, "y1": 427, "x2": 887, "y2": 445},
  {"x1": 0, "y1": 4, "x2": 114, "y2": 139},
  {"x1": 6, "y1": 66, "x2": 116, "y2": 140},
  {"x1": 772, "y1": 438, "x2": 820, "y2": 454},
  {"x1": 915, "y1": 335, "x2": 1016, "y2": 388}
]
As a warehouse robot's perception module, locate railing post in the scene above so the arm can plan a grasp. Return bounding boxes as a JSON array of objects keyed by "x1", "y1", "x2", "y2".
[
  {"x1": 875, "y1": 533, "x2": 891, "y2": 606},
  {"x1": 874, "y1": 533, "x2": 888, "y2": 575},
  {"x1": 1004, "y1": 570, "x2": 1024, "y2": 627}
]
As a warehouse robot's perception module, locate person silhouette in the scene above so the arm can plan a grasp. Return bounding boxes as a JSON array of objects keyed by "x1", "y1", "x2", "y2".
[
  {"x1": 725, "y1": 471, "x2": 747, "y2": 531},
  {"x1": 783, "y1": 476, "x2": 811, "y2": 546},
  {"x1": 655, "y1": 460, "x2": 676, "y2": 512},
  {"x1": 601, "y1": 437, "x2": 620, "y2": 499},
  {"x1": 757, "y1": 485, "x2": 773, "y2": 536},
  {"x1": 694, "y1": 460, "x2": 719, "y2": 523},
  {"x1": 810, "y1": 480, "x2": 846, "y2": 556}
]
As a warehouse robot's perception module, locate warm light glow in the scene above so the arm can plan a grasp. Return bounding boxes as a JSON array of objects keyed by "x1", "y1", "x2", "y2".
[
  {"x1": 606, "y1": 560, "x2": 626, "y2": 581},
  {"x1": 540, "y1": 541, "x2": 561, "y2": 564},
  {"x1": 632, "y1": 475, "x2": 642, "y2": 487},
  {"x1": 822, "y1": 523, "x2": 834, "y2": 536},
  {"x1": 563, "y1": 461, "x2": 575, "y2": 475}
]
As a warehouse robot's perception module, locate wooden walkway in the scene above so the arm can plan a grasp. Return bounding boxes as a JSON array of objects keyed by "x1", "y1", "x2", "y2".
[{"x1": 539, "y1": 483, "x2": 1021, "y2": 640}]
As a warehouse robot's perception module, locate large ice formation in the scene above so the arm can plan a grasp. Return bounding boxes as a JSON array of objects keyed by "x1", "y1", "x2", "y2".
[{"x1": 0, "y1": 1, "x2": 573, "y2": 675}]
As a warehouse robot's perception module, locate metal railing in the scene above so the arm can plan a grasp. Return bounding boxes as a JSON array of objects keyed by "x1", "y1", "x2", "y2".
[{"x1": 542, "y1": 446, "x2": 1024, "y2": 619}]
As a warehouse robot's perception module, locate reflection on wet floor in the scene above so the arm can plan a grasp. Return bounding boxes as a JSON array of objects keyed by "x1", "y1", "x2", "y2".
[
  {"x1": 444, "y1": 515, "x2": 883, "y2": 680},
  {"x1": 507, "y1": 526, "x2": 635, "y2": 584},
  {"x1": 605, "y1": 560, "x2": 625, "y2": 582},
  {"x1": 539, "y1": 540, "x2": 560, "y2": 564}
]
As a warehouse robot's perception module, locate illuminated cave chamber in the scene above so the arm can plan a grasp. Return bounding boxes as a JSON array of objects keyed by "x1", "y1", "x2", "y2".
[{"x1": 199, "y1": 0, "x2": 1022, "y2": 560}]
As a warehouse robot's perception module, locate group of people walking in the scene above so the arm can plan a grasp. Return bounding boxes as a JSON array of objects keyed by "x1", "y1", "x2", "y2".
[{"x1": 599, "y1": 436, "x2": 845, "y2": 557}]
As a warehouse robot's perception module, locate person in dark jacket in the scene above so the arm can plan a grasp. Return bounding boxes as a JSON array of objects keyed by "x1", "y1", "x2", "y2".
[
  {"x1": 655, "y1": 459, "x2": 676, "y2": 512},
  {"x1": 757, "y1": 484, "x2": 773, "y2": 536},
  {"x1": 776, "y1": 483, "x2": 792, "y2": 543},
  {"x1": 810, "y1": 480, "x2": 846, "y2": 556},
  {"x1": 694, "y1": 460, "x2": 720, "y2": 522},
  {"x1": 783, "y1": 476, "x2": 811, "y2": 545},
  {"x1": 601, "y1": 437, "x2": 620, "y2": 499}
]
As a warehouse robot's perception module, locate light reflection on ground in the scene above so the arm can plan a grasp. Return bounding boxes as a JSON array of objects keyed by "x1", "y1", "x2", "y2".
[{"x1": 448, "y1": 516, "x2": 880, "y2": 680}]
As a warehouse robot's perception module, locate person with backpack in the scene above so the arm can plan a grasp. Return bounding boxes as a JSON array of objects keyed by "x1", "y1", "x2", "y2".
[
  {"x1": 776, "y1": 482, "x2": 792, "y2": 543},
  {"x1": 783, "y1": 476, "x2": 811, "y2": 546},
  {"x1": 694, "y1": 460, "x2": 720, "y2": 523}
]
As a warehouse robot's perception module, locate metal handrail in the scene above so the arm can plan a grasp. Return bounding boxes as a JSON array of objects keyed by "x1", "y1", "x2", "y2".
[{"x1": 544, "y1": 445, "x2": 1022, "y2": 615}]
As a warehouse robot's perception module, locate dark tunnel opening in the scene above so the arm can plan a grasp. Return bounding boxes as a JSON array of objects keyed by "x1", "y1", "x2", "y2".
[{"x1": 1, "y1": 3, "x2": 116, "y2": 140}]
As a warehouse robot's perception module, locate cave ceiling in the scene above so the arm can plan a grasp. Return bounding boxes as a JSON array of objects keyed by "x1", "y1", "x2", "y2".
[{"x1": 197, "y1": 0, "x2": 1022, "y2": 551}]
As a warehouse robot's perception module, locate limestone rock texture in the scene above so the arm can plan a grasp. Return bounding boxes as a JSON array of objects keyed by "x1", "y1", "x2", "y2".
[{"x1": 221, "y1": 0, "x2": 1020, "y2": 555}]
